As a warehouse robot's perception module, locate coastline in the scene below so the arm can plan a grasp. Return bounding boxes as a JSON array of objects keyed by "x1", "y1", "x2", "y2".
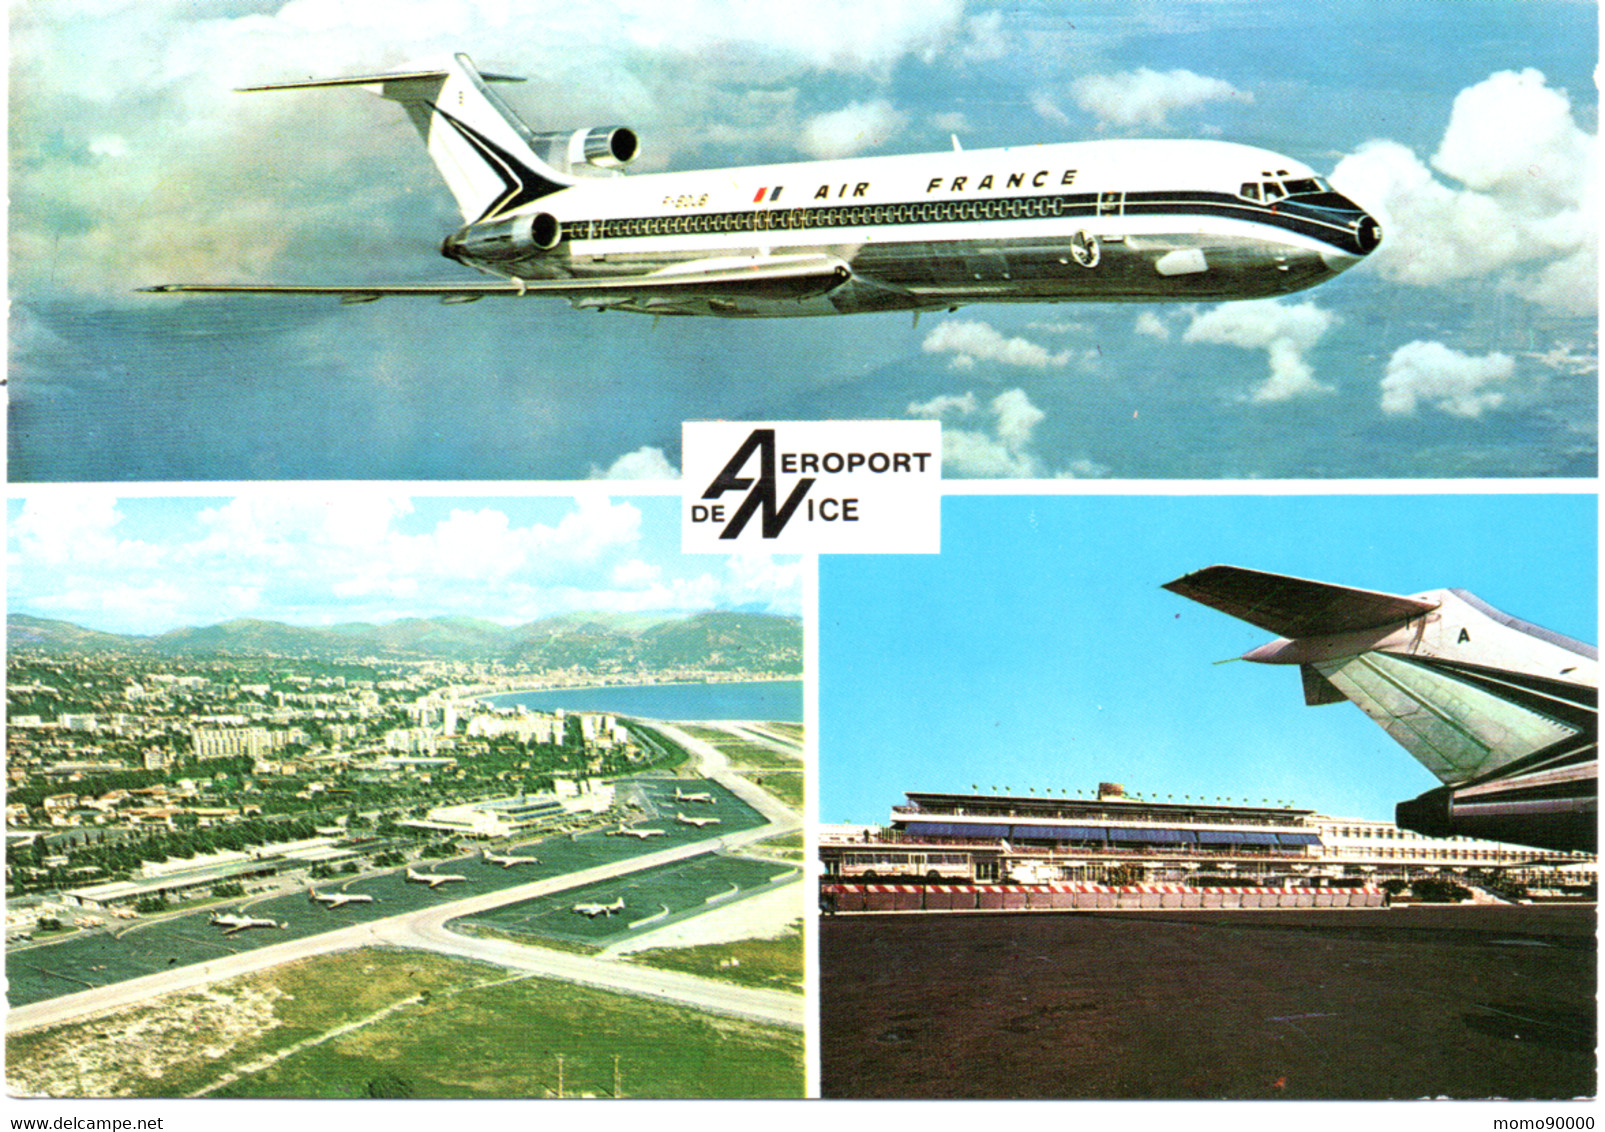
[{"x1": 475, "y1": 674, "x2": 801, "y2": 704}]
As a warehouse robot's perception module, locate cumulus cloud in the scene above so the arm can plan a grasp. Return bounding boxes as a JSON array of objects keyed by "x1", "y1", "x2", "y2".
[
  {"x1": 1071, "y1": 67, "x2": 1251, "y2": 128},
  {"x1": 1182, "y1": 299, "x2": 1337, "y2": 402},
  {"x1": 1379, "y1": 340, "x2": 1516, "y2": 418},
  {"x1": 1133, "y1": 311, "x2": 1171, "y2": 341},
  {"x1": 1331, "y1": 69, "x2": 1596, "y2": 314},
  {"x1": 908, "y1": 388, "x2": 1102, "y2": 478},
  {"x1": 11, "y1": 0, "x2": 970, "y2": 300},
  {"x1": 922, "y1": 318, "x2": 1071, "y2": 371},
  {"x1": 591, "y1": 446, "x2": 680, "y2": 480},
  {"x1": 9, "y1": 495, "x2": 798, "y2": 634},
  {"x1": 799, "y1": 99, "x2": 908, "y2": 159}
]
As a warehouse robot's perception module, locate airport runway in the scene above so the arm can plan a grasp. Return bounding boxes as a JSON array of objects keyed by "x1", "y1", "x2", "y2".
[
  {"x1": 820, "y1": 904, "x2": 1596, "y2": 1100},
  {"x1": 373, "y1": 891, "x2": 804, "y2": 1029}
]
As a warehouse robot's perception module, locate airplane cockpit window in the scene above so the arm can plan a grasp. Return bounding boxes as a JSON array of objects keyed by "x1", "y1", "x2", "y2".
[
  {"x1": 1239, "y1": 182, "x2": 1262, "y2": 202},
  {"x1": 1283, "y1": 178, "x2": 1324, "y2": 196},
  {"x1": 1262, "y1": 181, "x2": 1286, "y2": 202}
]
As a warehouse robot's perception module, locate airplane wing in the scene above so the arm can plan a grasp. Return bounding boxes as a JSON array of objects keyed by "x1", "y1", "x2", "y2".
[
  {"x1": 1162, "y1": 565, "x2": 1439, "y2": 638},
  {"x1": 139, "y1": 254, "x2": 852, "y2": 306}
]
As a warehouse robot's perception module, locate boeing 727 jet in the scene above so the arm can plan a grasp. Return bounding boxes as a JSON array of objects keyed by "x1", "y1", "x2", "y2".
[
  {"x1": 307, "y1": 887, "x2": 376, "y2": 909},
  {"x1": 405, "y1": 866, "x2": 469, "y2": 889},
  {"x1": 673, "y1": 787, "x2": 717, "y2": 805},
  {"x1": 572, "y1": 898, "x2": 626, "y2": 918},
  {"x1": 209, "y1": 912, "x2": 288, "y2": 937},
  {"x1": 676, "y1": 812, "x2": 722, "y2": 829},
  {"x1": 141, "y1": 53, "x2": 1379, "y2": 318},
  {"x1": 481, "y1": 847, "x2": 539, "y2": 868},
  {"x1": 1165, "y1": 565, "x2": 1597, "y2": 853}
]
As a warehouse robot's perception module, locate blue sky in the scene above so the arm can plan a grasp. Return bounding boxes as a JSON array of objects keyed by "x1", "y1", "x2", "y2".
[
  {"x1": 6, "y1": 494, "x2": 801, "y2": 634},
  {"x1": 10, "y1": 0, "x2": 1596, "y2": 480},
  {"x1": 819, "y1": 492, "x2": 1597, "y2": 825}
]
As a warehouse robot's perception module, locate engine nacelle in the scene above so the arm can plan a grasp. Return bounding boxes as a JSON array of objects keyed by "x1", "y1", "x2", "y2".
[
  {"x1": 528, "y1": 126, "x2": 640, "y2": 174},
  {"x1": 442, "y1": 212, "x2": 563, "y2": 264}
]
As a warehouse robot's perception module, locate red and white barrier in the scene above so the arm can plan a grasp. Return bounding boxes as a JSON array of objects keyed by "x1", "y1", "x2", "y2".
[{"x1": 822, "y1": 882, "x2": 1386, "y2": 913}]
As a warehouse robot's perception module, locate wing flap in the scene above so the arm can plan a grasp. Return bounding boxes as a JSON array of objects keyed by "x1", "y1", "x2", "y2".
[
  {"x1": 1164, "y1": 564, "x2": 1439, "y2": 638},
  {"x1": 139, "y1": 254, "x2": 852, "y2": 305}
]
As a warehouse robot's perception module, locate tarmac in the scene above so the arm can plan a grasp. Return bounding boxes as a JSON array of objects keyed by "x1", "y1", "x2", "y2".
[{"x1": 820, "y1": 903, "x2": 1596, "y2": 1100}]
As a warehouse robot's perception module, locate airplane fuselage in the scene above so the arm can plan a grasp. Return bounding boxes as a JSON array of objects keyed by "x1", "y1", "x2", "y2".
[{"x1": 443, "y1": 139, "x2": 1380, "y2": 317}]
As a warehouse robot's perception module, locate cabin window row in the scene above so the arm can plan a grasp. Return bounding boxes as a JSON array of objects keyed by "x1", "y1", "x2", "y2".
[{"x1": 577, "y1": 192, "x2": 1096, "y2": 241}]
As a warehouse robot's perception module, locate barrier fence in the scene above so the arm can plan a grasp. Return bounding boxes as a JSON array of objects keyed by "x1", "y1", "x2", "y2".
[{"x1": 821, "y1": 882, "x2": 1387, "y2": 912}]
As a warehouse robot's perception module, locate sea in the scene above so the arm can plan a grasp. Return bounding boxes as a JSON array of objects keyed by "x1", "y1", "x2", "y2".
[{"x1": 484, "y1": 679, "x2": 802, "y2": 723}]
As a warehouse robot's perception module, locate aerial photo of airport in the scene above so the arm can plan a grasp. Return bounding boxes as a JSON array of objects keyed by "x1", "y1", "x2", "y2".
[
  {"x1": 5, "y1": 495, "x2": 806, "y2": 1098},
  {"x1": 819, "y1": 494, "x2": 1596, "y2": 1100}
]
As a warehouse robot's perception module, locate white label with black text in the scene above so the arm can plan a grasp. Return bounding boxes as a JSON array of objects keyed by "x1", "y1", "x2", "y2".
[{"x1": 682, "y1": 420, "x2": 941, "y2": 553}]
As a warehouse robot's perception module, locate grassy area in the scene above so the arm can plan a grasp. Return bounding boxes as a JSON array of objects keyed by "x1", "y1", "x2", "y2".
[
  {"x1": 623, "y1": 921, "x2": 804, "y2": 994},
  {"x1": 762, "y1": 723, "x2": 805, "y2": 741},
  {"x1": 718, "y1": 743, "x2": 801, "y2": 770},
  {"x1": 9, "y1": 947, "x2": 802, "y2": 1099},
  {"x1": 674, "y1": 725, "x2": 734, "y2": 740},
  {"x1": 744, "y1": 769, "x2": 803, "y2": 811}
]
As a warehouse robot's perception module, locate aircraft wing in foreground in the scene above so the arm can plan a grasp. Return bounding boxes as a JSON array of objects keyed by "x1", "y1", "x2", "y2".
[{"x1": 1165, "y1": 565, "x2": 1597, "y2": 853}]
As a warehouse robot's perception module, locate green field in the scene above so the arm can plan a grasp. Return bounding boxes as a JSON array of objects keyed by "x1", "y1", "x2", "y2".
[
  {"x1": 720, "y1": 743, "x2": 801, "y2": 770},
  {"x1": 625, "y1": 920, "x2": 804, "y2": 993},
  {"x1": 8, "y1": 947, "x2": 803, "y2": 1099},
  {"x1": 746, "y1": 769, "x2": 804, "y2": 810}
]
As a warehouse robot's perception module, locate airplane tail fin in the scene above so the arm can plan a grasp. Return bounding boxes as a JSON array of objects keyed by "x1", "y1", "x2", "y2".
[{"x1": 243, "y1": 53, "x2": 573, "y2": 224}]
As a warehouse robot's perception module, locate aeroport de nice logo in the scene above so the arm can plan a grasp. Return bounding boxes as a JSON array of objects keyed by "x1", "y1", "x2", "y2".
[{"x1": 682, "y1": 420, "x2": 941, "y2": 553}]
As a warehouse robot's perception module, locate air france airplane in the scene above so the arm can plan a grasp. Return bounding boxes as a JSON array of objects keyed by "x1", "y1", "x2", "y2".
[
  {"x1": 1166, "y1": 565, "x2": 1597, "y2": 854},
  {"x1": 308, "y1": 886, "x2": 376, "y2": 909},
  {"x1": 209, "y1": 911, "x2": 288, "y2": 936},
  {"x1": 482, "y1": 847, "x2": 539, "y2": 868},
  {"x1": 405, "y1": 866, "x2": 469, "y2": 889},
  {"x1": 141, "y1": 53, "x2": 1380, "y2": 318},
  {"x1": 608, "y1": 823, "x2": 668, "y2": 840}
]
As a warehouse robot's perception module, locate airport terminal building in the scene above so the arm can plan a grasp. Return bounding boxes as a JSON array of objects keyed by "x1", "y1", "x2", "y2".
[{"x1": 821, "y1": 784, "x2": 1591, "y2": 887}]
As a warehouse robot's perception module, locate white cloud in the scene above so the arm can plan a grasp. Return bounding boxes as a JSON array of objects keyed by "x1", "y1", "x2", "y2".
[
  {"x1": 1182, "y1": 299, "x2": 1336, "y2": 402},
  {"x1": 591, "y1": 446, "x2": 680, "y2": 480},
  {"x1": 12, "y1": 0, "x2": 971, "y2": 299},
  {"x1": 1071, "y1": 67, "x2": 1251, "y2": 128},
  {"x1": 1133, "y1": 311, "x2": 1171, "y2": 341},
  {"x1": 1379, "y1": 340, "x2": 1516, "y2": 418},
  {"x1": 1331, "y1": 69, "x2": 1596, "y2": 314},
  {"x1": 922, "y1": 318, "x2": 1071, "y2": 370},
  {"x1": 799, "y1": 100, "x2": 908, "y2": 159},
  {"x1": 11, "y1": 495, "x2": 801, "y2": 635},
  {"x1": 907, "y1": 391, "x2": 978, "y2": 417},
  {"x1": 958, "y1": 10, "x2": 1009, "y2": 62},
  {"x1": 907, "y1": 387, "x2": 1102, "y2": 479},
  {"x1": 1031, "y1": 92, "x2": 1072, "y2": 127}
]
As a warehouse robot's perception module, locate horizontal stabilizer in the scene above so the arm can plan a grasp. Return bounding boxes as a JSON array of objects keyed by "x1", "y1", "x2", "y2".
[
  {"x1": 1163, "y1": 564, "x2": 1439, "y2": 639},
  {"x1": 238, "y1": 69, "x2": 524, "y2": 93},
  {"x1": 140, "y1": 254, "x2": 852, "y2": 305}
]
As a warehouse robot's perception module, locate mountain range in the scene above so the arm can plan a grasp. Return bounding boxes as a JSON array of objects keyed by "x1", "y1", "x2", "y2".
[{"x1": 7, "y1": 611, "x2": 802, "y2": 671}]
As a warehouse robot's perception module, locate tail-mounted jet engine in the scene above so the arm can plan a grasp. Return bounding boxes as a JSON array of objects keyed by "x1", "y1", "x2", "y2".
[
  {"x1": 442, "y1": 211, "x2": 564, "y2": 266},
  {"x1": 528, "y1": 126, "x2": 640, "y2": 174}
]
